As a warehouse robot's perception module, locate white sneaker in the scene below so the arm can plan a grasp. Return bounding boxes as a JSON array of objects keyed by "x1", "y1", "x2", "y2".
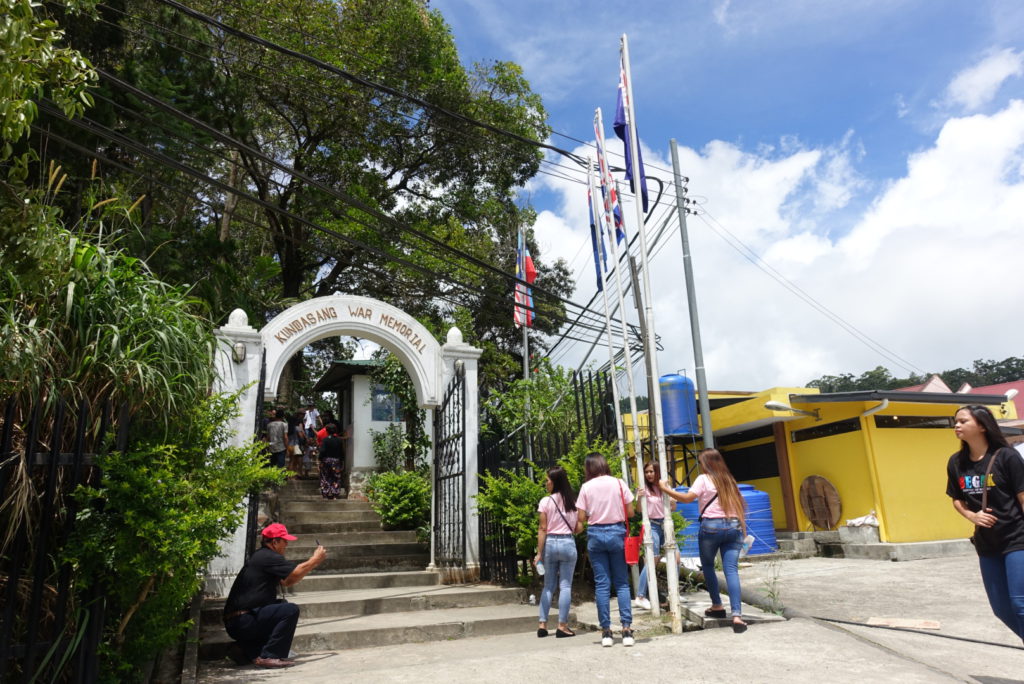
[
  {"x1": 622, "y1": 629, "x2": 635, "y2": 647},
  {"x1": 636, "y1": 597, "x2": 651, "y2": 611},
  {"x1": 601, "y1": 629, "x2": 613, "y2": 647}
]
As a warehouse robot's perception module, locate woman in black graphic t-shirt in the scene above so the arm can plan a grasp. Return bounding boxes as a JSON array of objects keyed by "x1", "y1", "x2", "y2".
[{"x1": 945, "y1": 404, "x2": 1024, "y2": 642}]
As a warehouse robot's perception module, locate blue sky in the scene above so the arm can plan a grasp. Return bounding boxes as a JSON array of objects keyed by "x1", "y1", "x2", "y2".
[{"x1": 431, "y1": 0, "x2": 1024, "y2": 391}]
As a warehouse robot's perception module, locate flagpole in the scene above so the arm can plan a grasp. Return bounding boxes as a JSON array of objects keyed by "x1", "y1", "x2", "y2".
[
  {"x1": 595, "y1": 109, "x2": 658, "y2": 616},
  {"x1": 517, "y1": 227, "x2": 533, "y2": 463},
  {"x1": 620, "y1": 34, "x2": 681, "y2": 633}
]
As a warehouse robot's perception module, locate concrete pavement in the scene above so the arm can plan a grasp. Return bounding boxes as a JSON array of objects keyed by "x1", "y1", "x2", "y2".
[{"x1": 197, "y1": 552, "x2": 1024, "y2": 683}]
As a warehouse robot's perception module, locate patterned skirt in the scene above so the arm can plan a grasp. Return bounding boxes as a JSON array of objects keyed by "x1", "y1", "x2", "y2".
[{"x1": 319, "y1": 457, "x2": 342, "y2": 499}]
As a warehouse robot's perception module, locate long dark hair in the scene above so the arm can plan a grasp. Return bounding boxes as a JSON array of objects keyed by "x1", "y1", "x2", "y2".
[
  {"x1": 643, "y1": 461, "x2": 661, "y2": 495},
  {"x1": 698, "y1": 448, "x2": 745, "y2": 525},
  {"x1": 955, "y1": 405, "x2": 1010, "y2": 464},
  {"x1": 547, "y1": 466, "x2": 577, "y2": 512},
  {"x1": 583, "y1": 452, "x2": 611, "y2": 481}
]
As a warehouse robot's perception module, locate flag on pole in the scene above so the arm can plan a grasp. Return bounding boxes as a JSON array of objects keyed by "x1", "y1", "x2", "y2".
[
  {"x1": 588, "y1": 188, "x2": 607, "y2": 291},
  {"x1": 613, "y1": 58, "x2": 649, "y2": 213},
  {"x1": 594, "y1": 110, "x2": 626, "y2": 244},
  {"x1": 514, "y1": 231, "x2": 537, "y2": 328}
]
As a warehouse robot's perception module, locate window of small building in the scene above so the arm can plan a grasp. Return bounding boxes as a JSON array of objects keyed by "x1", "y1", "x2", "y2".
[
  {"x1": 791, "y1": 418, "x2": 861, "y2": 443},
  {"x1": 874, "y1": 415, "x2": 954, "y2": 429},
  {"x1": 371, "y1": 384, "x2": 402, "y2": 422}
]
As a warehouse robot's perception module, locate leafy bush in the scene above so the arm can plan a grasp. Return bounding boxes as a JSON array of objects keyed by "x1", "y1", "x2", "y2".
[
  {"x1": 66, "y1": 391, "x2": 279, "y2": 682},
  {"x1": 476, "y1": 466, "x2": 546, "y2": 557},
  {"x1": 369, "y1": 423, "x2": 408, "y2": 473},
  {"x1": 366, "y1": 470, "x2": 431, "y2": 531}
]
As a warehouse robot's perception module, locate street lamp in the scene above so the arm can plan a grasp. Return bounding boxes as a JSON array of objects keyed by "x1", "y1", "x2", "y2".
[{"x1": 764, "y1": 400, "x2": 820, "y2": 420}]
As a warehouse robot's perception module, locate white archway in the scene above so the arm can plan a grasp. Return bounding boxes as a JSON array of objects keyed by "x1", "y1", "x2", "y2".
[
  {"x1": 262, "y1": 294, "x2": 443, "y2": 407},
  {"x1": 205, "y1": 296, "x2": 482, "y2": 594}
]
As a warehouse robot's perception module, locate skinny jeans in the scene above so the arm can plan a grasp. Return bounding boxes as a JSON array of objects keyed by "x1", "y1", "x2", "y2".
[
  {"x1": 538, "y1": 534, "x2": 577, "y2": 625},
  {"x1": 698, "y1": 517, "x2": 743, "y2": 617}
]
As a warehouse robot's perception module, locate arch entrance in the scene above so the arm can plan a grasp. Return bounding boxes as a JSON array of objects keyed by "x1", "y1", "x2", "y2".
[{"x1": 206, "y1": 294, "x2": 482, "y2": 593}]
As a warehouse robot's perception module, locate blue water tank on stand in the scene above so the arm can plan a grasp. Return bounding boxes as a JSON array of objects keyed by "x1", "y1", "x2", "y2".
[
  {"x1": 660, "y1": 374, "x2": 699, "y2": 437},
  {"x1": 739, "y1": 484, "x2": 778, "y2": 555},
  {"x1": 673, "y1": 484, "x2": 778, "y2": 556}
]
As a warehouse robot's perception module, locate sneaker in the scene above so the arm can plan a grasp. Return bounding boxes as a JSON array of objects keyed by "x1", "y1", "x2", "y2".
[
  {"x1": 636, "y1": 597, "x2": 651, "y2": 611},
  {"x1": 622, "y1": 628, "x2": 635, "y2": 647},
  {"x1": 601, "y1": 629, "x2": 613, "y2": 647}
]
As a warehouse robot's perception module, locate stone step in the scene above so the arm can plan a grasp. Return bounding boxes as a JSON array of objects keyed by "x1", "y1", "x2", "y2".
[
  {"x1": 283, "y1": 500, "x2": 372, "y2": 513},
  {"x1": 777, "y1": 537, "x2": 817, "y2": 555},
  {"x1": 285, "y1": 510, "x2": 381, "y2": 525},
  {"x1": 201, "y1": 583, "x2": 524, "y2": 627},
  {"x1": 287, "y1": 530, "x2": 418, "y2": 546},
  {"x1": 291, "y1": 571, "x2": 441, "y2": 593},
  {"x1": 280, "y1": 493, "x2": 355, "y2": 503},
  {"x1": 285, "y1": 520, "x2": 383, "y2": 535},
  {"x1": 306, "y1": 551, "x2": 430, "y2": 574},
  {"x1": 200, "y1": 602, "x2": 544, "y2": 658}
]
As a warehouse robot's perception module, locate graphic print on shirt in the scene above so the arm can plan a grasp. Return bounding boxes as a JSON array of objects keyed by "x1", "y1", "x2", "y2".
[{"x1": 959, "y1": 472, "x2": 996, "y2": 494}]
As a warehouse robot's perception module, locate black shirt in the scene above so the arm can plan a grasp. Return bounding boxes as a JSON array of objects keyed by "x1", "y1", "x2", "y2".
[
  {"x1": 319, "y1": 434, "x2": 344, "y2": 462},
  {"x1": 946, "y1": 447, "x2": 1024, "y2": 556},
  {"x1": 223, "y1": 547, "x2": 297, "y2": 615}
]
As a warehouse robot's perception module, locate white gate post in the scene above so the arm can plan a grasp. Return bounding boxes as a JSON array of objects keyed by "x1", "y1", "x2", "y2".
[
  {"x1": 440, "y1": 327, "x2": 483, "y2": 579},
  {"x1": 206, "y1": 309, "x2": 264, "y2": 596}
]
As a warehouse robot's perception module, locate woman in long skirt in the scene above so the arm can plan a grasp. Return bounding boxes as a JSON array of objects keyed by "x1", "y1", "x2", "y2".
[{"x1": 318, "y1": 423, "x2": 344, "y2": 500}]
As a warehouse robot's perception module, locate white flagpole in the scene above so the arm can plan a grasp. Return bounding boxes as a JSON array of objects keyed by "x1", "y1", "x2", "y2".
[
  {"x1": 620, "y1": 34, "x2": 681, "y2": 633},
  {"x1": 517, "y1": 227, "x2": 533, "y2": 462},
  {"x1": 595, "y1": 109, "x2": 658, "y2": 617},
  {"x1": 587, "y1": 160, "x2": 628, "y2": 484}
]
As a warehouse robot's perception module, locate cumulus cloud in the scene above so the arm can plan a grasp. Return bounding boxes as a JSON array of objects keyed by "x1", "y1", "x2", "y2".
[
  {"x1": 946, "y1": 48, "x2": 1023, "y2": 111},
  {"x1": 533, "y1": 99, "x2": 1024, "y2": 390}
]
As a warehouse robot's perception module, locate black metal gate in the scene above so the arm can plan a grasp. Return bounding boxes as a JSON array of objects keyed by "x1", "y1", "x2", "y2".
[
  {"x1": 432, "y1": 364, "x2": 466, "y2": 568},
  {"x1": 243, "y1": 350, "x2": 268, "y2": 560}
]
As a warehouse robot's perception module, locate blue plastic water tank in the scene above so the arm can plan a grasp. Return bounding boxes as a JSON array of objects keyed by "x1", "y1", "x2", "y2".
[
  {"x1": 673, "y1": 484, "x2": 778, "y2": 556},
  {"x1": 660, "y1": 374, "x2": 699, "y2": 436},
  {"x1": 739, "y1": 484, "x2": 778, "y2": 555}
]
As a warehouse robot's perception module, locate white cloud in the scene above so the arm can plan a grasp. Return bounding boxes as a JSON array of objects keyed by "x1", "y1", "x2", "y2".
[
  {"x1": 534, "y1": 99, "x2": 1024, "y2": 391},
  {"x1": 946, "y1": 48, "x2": 1023, "y2": 111}
]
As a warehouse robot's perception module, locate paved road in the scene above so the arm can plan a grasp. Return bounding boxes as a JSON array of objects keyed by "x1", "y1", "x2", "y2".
[{"x1": 198, "y1": 553, "x2": 1024, "y2": 683}]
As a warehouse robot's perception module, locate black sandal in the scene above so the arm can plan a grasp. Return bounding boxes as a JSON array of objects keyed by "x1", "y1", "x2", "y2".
[
  {"x1": 704, "y1": 607, "x2": 727, "y2": 618},
  {"x1": 537, "y1": 628, "x2": 548, "y2": 638},
  {"x1": 555, "y1": 628, "x2": 576, "y2": 638},
  {"x1": 732, "y1": 618, "x2": 748, "y2": 633}
]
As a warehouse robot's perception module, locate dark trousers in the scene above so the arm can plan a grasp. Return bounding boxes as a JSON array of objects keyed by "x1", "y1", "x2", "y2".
[{"x1": 225, "y1": 602, "x2": 300, "y2": 660}]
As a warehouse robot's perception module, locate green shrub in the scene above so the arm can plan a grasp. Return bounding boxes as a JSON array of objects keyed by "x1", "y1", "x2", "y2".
[
  {"x1": 366, "y1": 470, "x2": 430, "y2": 530},
  {"x1": 476, "y1": 466, "x2": 546, "y2": 557},
  {"x1": 369, "y1": 423, "x2": 408, "y2": 473},
  {"x1": 66, "y1": 391, "x2": 279, "y2": 682}
]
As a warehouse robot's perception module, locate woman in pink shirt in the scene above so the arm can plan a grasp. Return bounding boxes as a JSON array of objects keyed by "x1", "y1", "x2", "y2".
[
  {"x1": 660, "y1": 448, "x2": 748, "y2": 632},
  {"x1": 534, "y1": 466, "x2": 579, "y2": 638},
  {"x1": 633, "y1": 462, "x2": 666, "y2": 611},
  {"x1": 575, "y1": 453, "x2": 635, "y2": 647}
]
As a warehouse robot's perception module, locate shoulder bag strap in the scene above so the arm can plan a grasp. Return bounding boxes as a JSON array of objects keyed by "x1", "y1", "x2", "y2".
[
  {"x1": 549, "y1": 495, "x2": 575, "y2": 533},
  {"x1": 617, "y1": 480, "x2": 630, "y2": 532},
  {"x1": 698, "y1": 492, "x2": 719, "y2": 521},
  {"x1": 980, "y1": 450, "x2": 1000, "y2": 512}
]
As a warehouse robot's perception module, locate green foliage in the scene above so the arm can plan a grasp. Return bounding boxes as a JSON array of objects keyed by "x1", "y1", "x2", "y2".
[
  {"x1": 807, "y1": 357, "x2": 1024, "y2": 393},
  {"x1": 558, "y1": 432, "x2": 622, "y2": 491},
  {"x1": 365, "y1": 470, "x2": 430, "y2": 531},
  {"x1": 0, "y1": 0, "x2": 98, "y2": 161},
  {"x1": 369, "y1": 423, "x2": 408, "y2": 473},
  {"x1": 486, "y1": 358, "x2": 578, "y2": 436},
  {"x1": 66, "y1": 391, "x2": 281, "y2": 682},
  {"x1": 369, "y1": 350, "x2": 430, "y2": 469},
  {"x1": 476, "y1": 466, "x2": 546, "y2": 557}
]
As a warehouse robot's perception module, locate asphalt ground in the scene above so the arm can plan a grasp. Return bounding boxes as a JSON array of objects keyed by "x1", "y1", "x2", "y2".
[{"x1": 197, "y1": 553, "x2": 1024, "y2": 683}]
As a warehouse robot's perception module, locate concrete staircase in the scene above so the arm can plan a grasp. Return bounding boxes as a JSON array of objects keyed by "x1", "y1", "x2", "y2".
[{"x1": 199, "y1": 478, "x2": 536, "y2": 660}]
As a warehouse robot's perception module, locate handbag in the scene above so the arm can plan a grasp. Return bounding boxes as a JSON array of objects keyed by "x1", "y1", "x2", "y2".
[
  {"x1": 969, "y1": 451, "x2": 999, "y2": 547},
  {"x1": 618, "y1": 481, "x2": 643, "y2": 565}
]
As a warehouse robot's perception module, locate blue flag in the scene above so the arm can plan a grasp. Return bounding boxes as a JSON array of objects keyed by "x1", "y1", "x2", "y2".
[
  {"x1": 613, "y1": 63, "x2": 649, "y2": 213},
  {"x1": 588, "y1": 189, "x2": 607, "y2": 292}
]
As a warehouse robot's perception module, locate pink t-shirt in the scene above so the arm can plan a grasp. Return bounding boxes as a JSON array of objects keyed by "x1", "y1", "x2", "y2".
[
  {"x1": 689, "y1": 473, "x2": 729, "y2": 518},
  {"x1": 538, "y1": 493, "x2": 578, "y2": 534},
  {"x1": 636, "y1": 486, "x2": 666, "y2": 519},
  {"x1": 576, "y1": 476, "x2": 633, "y2": 524}
]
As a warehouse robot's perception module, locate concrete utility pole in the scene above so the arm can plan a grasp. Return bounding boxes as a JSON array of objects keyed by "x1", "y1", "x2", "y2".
[{"x1": 670, "y1": 139, "x2": 714, "y2": 449}]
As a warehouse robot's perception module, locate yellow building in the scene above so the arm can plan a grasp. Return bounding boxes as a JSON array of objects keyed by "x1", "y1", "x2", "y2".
[{"x1": 655, "y1": 388, "x2": 1017, "y2": 544}]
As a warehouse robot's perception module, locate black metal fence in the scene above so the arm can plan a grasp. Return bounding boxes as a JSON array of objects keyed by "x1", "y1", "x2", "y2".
[
  {"x1": 433, "y1": 364, "x2": 467, "y2": 569},
  {"x1": 477, "y1": 370, "x2": 616, "y2": 583},
  {"x1": 0, "y1": 396, "x2": 128, "y2": 683}
]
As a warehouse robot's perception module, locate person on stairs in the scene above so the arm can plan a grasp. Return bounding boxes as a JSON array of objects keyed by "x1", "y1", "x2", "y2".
[{"x1": 222, "y1": 523, "x2": 327, "y2": 668}]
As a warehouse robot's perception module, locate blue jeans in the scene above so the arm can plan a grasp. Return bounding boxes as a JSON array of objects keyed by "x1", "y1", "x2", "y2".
[
  {"x1": 637, "y1": 519, "x2": 664, "y2": 599},
  {"x1": 978, "y1": 550, "x2": 1024, "y2": 640},
  {"x1": 539, "y1": 535, "x2": 577, "y2": 624},
  {"x1": 587, "y1": 524, "x2": 632, "y2": 628},
  {"x1": 698, "y1": 518, "x2": 743, "y2": 617}
]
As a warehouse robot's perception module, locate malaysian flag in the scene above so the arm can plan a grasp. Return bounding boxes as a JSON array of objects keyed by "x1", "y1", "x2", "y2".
[
  {"x1": 594, "y1": 109, "x2": 626, "y2": 244},
  {"x1": 513, "y1": 231, "x2": 537, "y2": 328}
]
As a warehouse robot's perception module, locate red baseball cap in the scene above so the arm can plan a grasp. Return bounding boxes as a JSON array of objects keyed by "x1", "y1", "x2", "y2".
[{"x1": 261, "y1": 523, "x2": 297, "y2": 541}]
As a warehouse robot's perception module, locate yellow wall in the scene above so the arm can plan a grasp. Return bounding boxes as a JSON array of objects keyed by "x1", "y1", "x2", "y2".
[{"x1": 865, "y1": 407, "x2": 972, "y2": 542}]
